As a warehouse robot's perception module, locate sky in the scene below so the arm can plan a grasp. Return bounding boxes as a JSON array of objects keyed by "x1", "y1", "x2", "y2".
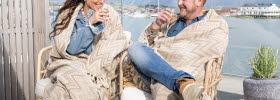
[{"x1": 50, "y1": 0, "x2": 280, "y2": 7}]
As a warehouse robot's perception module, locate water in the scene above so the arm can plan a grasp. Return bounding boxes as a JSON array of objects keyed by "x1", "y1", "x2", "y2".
[
  {"x1": 223, "y1": 17, "x2": 280, "y2": 77},
  {"x1": 122, "y1": 16, "x2": 156, "y2": 41},
  {"x1": 50, "y1": 15, "x2": 280, "y2": 78}
]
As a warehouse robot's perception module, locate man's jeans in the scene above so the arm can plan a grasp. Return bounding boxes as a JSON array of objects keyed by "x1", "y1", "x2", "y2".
[{"x1": 128, "y1": 42, "x2": 194, "y2": 93}]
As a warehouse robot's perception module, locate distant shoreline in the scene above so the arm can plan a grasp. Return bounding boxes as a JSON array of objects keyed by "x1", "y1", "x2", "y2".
[{"x1": 223, "y1": 15, "x2": 280, "y2": 19}]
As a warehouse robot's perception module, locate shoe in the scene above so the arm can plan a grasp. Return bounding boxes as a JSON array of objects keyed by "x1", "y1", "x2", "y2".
[{"x1": 176, "y1": 78, "x2": 204, "y2": 100}]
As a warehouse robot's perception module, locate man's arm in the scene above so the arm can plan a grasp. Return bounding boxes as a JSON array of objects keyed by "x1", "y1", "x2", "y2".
[
  {"x1": 142, "y1": 23, "x2": 161, "y2": 45},
  {"x1": 139, "y1": 8, "x2": 174, "y2": 45}
]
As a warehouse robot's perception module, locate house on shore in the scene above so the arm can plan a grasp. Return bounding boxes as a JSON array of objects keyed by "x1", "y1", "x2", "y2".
[{"x1": 237, "y1": 3, "x2": 280, "y2": 17}]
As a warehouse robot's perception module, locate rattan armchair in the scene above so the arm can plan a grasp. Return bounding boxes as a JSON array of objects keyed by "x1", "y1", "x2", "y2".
[{"x1": 36, "y1": 46, "x2": 125, "y2": 100}]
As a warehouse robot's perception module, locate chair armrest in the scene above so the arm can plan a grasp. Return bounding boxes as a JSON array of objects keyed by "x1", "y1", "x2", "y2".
[
  {"x1": 203, "y1": 56, "x2": 224, "y2": 93},
  {"x1": 36, "y1": 46, "x2": 52, "y2": 81},
  {"x1": 119, "y1": 52, "x2": 128, "y2": 94},
  {"x1": 109, "y1": 51, "x2": 128, "y2": 100}
]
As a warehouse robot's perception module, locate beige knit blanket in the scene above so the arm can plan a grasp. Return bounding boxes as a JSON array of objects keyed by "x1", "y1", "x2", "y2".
[
  {"x1": 44, "y1": 3, "x2": 128, "y2": 100},
  {"x1": 126, "y1": 9, "x2": 229, "y2": 100}
]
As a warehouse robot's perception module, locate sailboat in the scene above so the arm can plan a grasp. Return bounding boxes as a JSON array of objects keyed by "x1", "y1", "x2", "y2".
[
  {"x1": 131, "y1": 11, "x2": 148, "y2": 18},
  {"x1": 151, "y1": 0, "x2": 159, "y2": 17}
]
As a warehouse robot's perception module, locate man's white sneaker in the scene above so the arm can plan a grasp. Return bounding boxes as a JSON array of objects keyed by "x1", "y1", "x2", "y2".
[{"x1": 176, "y1": 78, "x2": 204, "y2": 100}]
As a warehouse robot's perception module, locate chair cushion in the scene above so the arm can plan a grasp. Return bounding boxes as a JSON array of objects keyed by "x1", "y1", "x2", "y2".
[
  {"x1": 121, "y1": 87, "x2": 152, "y2": 100},
  {"x1": 35, "y1": 78, "x2": 53, "y2": 98}
]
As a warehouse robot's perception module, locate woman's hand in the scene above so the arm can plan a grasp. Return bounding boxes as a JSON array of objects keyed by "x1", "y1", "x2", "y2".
[
  {"x1": 151, "y1": 8, "x2": 172, "y2": 30},
  {"x1": 88, "y1": 9, "x2": 109, "y2": 25}
]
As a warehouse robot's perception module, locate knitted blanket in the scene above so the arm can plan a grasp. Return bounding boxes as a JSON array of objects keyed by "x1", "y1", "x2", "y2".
[
  {"x1": 43, "y1": 3, "x2": 128, "y2": 100},
  {"x1": 128, "y1": 9, "x2": 229, "y2": 100}
]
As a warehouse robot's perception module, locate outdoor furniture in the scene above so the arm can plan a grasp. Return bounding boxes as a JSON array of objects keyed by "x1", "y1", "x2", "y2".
[
  {"x1": 36, "y1": 45, "x2": 125, "y2": 100},
  {"x1": 121, "y1": 55, "x2": 224, "y2": 100},
  {"x1": 36, "y1": 45, "x2": 224, "y2": 100},
  {"x1": 203, "y1": 56, "x2": 224, "y2": 100}
]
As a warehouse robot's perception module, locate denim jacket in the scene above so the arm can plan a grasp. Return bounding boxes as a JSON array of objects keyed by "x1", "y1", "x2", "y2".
[
  {"x1": 66, "y1": 9, "x2": 104, "y2": 55},
  {"x1": 167, "y1": 12, "x2": 207, "y2": 37}
]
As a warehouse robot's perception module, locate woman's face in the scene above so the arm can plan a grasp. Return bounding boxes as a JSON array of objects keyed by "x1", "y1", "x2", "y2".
[{"x1": 85, "y1": 0, "x2": 105, "y2": 11}]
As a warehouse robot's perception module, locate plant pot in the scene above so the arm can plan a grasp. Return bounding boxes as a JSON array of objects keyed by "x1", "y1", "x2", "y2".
[{"x1": 243, "y1": 77, "x2": 280, "y2": 100}]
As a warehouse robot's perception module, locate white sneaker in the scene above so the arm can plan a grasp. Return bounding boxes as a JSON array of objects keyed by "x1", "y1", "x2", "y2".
[{"x1": 176, "y1": 78, "x2": 204, "y2": 100}]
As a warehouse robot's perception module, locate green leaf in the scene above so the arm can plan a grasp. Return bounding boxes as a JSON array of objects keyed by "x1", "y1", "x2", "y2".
[{"x1": 246, "y1": 45, "x2": 279, "y2": 78}]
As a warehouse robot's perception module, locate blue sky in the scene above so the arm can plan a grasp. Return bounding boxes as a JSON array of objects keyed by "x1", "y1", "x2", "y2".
[{"x1": 50, "y1": 0, "x2": 280, "y2": 7}]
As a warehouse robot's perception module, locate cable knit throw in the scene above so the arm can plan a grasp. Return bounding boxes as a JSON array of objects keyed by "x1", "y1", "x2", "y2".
[
  {"x1": 44, "y1": 3, "x2": 129, "y2": 100},
  {"x1": 125, "y1": 9, "x2": 229, "y2": 100}
]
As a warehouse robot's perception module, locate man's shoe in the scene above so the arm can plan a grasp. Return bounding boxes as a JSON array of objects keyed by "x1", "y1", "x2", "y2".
[{"x1": 176, "y1": 78, "x2": 204, "y2": 100}]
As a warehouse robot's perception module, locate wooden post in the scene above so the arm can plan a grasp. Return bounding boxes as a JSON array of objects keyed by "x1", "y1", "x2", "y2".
[
  {"x1": 2, "y1": 0, "x2": 12, "y2": 99},
  {"x1": 0, "y1": 1, "x2": 5, "y2": 100},
  {"x1": 8, "y1": 0, "x2": 18, "y2": 100}
]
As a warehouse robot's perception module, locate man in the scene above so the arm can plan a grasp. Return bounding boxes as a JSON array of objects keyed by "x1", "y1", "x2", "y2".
[{"x1": 128, "y1": 0, "x2": 228, "y2": 99}]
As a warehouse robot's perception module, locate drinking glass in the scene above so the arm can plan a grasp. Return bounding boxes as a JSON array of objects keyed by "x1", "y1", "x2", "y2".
[{"x1": 167, "y1": 8, "x2": 179, "y2": 28}]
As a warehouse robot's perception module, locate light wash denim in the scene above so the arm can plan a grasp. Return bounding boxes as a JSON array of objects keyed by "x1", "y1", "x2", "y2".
[
  {"x1": 66, "y1": 9, "x2": 104, "y2": 55},
  {"x1": 128, "y1": 42, "x2": 195, "y2": 93}
]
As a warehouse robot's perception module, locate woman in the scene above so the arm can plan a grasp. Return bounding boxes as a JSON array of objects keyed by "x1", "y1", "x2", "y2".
[
  {"x1": 42, "y1": 0, "x2": 128, "y2": 99},
  {"x1": 51, "y1": 0, "x2": 110, "y2": 56}
]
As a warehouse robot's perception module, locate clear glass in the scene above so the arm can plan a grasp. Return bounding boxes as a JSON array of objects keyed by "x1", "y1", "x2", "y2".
[{"x1": 167, "y1": 8, "x2": 179, "y2": 29}]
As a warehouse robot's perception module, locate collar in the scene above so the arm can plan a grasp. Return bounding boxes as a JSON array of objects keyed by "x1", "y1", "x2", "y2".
[
  {"x1": 76, "y1": 9, "x2": 95, "y2": 20},
  {"x1": 76, "y1": 10, "x2": 84, "y2": 20},
  {"x1": 177, "y1": 11, "x2": 208, "y2": 24}
]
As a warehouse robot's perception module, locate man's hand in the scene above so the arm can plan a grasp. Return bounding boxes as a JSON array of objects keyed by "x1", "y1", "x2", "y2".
[
  {"x1": 151, "y1": 8, "x2": 172, "y2": 30},
  {"x1": 88, "y1": 9, "x2": 109, "y2": 25}
]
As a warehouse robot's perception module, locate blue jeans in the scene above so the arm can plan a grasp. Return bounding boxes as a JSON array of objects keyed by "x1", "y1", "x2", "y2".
[{"x1": 128, "y1": 42, "x2": 194, "y2": 93}]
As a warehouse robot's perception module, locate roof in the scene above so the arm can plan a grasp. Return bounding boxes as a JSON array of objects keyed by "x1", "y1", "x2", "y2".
[{"x1": 242, "y1": 3, "x2": 275, "y2": 7}]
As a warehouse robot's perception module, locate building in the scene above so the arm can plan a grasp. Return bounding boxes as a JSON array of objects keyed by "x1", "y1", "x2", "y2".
[
  {"x1": 238, "y1": 3, "x2": 280, "y2": 17},
  {"x1": 216, "y1": 10, "x2": 231, "y2": 16}
]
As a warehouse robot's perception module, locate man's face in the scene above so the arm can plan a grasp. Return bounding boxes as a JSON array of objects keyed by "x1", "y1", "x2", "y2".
[
  {"x1": 85, "y1": 0, "x2": 105, "y2": 11},
  {"x1": 178, "y1": 0, "x2": 197, "y2": 19}
]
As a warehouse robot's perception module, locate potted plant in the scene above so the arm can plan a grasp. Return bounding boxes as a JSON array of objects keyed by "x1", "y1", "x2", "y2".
[{"x1": 243, "y1": 46, "x2": 280, "y2": 100}]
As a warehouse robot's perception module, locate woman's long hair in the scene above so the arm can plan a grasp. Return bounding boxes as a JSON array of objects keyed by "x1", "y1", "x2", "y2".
[{"x1": 50, "y1": 0, "x2": 84, "y2": 39}]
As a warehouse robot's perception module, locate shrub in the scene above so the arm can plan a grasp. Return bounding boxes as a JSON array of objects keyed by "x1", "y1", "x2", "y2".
[{"x1": 246, "y1": 46, "x2": 279, "y2": 78}]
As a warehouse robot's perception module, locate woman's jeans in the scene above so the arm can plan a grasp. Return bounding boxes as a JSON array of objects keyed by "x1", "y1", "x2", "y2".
[{"x1": 128, "y1": 42, "x2": 194, "y2": 93}]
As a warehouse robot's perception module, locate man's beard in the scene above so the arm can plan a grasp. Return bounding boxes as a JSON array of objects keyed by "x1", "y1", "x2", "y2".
[
  {"x1": 179, "y1": 8, "x2": 191, "y2": 18},
  {"x1": 179, "y1": 9, "x2": 188, "y2": 18},
  {"x1": 179, "y1": 5, "x2": 195, "y2": 19}
]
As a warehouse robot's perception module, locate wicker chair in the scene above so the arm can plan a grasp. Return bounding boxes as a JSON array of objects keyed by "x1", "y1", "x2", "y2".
[
  {"x1": 36, "y1": 46, "x2": 126, "y2": 100},
  {"x1": 203, "y1": 56, "x2": 224, "y2": 100},
  {"x1": 121, "y1": 56, "x2": 224, "y2": 100},
  {"x1": 36, "y1": 46, "x2": 224, "y2": 100}
]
